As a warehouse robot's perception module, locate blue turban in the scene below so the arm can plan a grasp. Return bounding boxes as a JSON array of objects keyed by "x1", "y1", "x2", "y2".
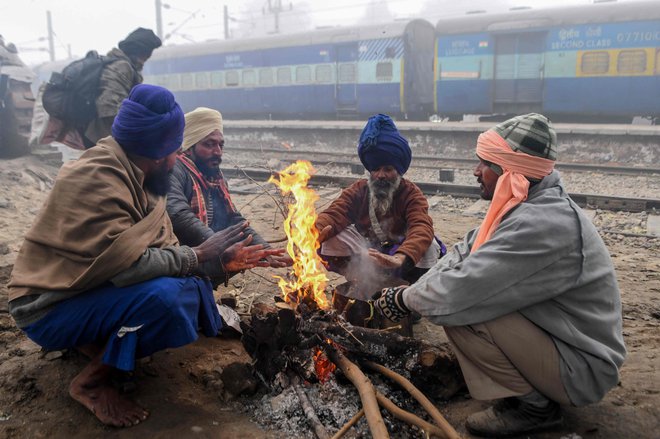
[
  {"x1": 111, "y1": 84, "x2": 184, "y2": 159},
  {"x1": 357, "y1": 114, "x2": 411, "y2": 175}
]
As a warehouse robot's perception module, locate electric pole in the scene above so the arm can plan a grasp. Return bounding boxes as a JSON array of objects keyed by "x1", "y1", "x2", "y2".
[
  {"x1": 46, "y1": 10, "x2": 55, "y2": 61},
  {"x1": 224, "y1": 5, "x2": 230, "y2": 39},
  {"x1": 155, "y1": 0, "x2": 164, "y2": 40}
]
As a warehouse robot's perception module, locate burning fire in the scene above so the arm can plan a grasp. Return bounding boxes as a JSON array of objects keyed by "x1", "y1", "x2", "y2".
[
  {"x1": 313, "y1": 348, "x2": 336, "y2": 383},
  {"x1": 269, "y1": 160, "x2": 329, "y2": 309}
]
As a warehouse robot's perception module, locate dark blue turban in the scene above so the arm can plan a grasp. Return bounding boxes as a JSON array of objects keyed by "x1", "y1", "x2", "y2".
[
  {"x1": 111, "y1": 84, "x2": 184, "y2": 159},
  {"x1": 357, "y1": 114, "x2": 411, "y2": 175}
]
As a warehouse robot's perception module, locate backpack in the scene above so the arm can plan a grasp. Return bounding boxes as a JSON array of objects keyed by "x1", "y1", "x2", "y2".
[{"x1": 42, "y1": 50, "x2": 119, "y2": 129}]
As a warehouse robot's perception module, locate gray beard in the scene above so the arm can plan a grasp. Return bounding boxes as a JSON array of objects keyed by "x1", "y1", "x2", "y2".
[{"x1": 368, "y1": 174, "x2": 401, "y2": 216}]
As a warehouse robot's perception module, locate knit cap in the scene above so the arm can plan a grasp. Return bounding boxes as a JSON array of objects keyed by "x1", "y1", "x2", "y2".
[{"x1": 492, "y1": 113, "x2": 557, "y2": 160}]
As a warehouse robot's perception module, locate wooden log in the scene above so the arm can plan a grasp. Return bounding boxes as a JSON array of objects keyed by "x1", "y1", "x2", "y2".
[
  {"x1": 324, "y1": 344, "x2": 389, "y2": 439},
  {"x1": 293, "y1": 380, "x2": 330, "y2": 439},
  {"x1": 330, "y1": 409, "x2": 364, "y2": 439},
  {"x1": 300, "y1": 319, "x2": 464, "y2": 400},
  {"x1": 375, "y1": 391, "x2": 448, "y2": 439},
  {"x1": 364, "y1": 360, "x2": 461, "y2": 439}
]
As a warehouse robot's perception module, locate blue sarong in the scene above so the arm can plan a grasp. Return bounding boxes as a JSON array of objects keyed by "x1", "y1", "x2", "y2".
[{"x1": 22, "y1": 276, "x2": 221, "y2": 371}]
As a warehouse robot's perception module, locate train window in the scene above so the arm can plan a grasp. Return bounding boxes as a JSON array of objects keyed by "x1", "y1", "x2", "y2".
[
  {"x1": 168, "y1": 75, "x2": 181, "y2": 90},
  {"x1": 210, "y1": 71, "x2": 223, "y2": 88},
  {"x1": 195, "y1": 72, "x2": 208, "y2": 89},
  {"x1": 617, "y1": 50, "x2": 647, "y2": 74},
  {"x1": 376, "y1": 62, "x2": 393, "y2": 81},
  {"x1": 580, "y1": 52, "x2": 609, "y2": 75},
  {"x1": 338, "y1": 63, "x2": 356, "y2": 83},
  {"x1": 296, "y1": 66, "x2": 311, "y2": 84},
  {"x1": 242, "y1": 70, "x2": 257, "y2": 86},
  {"x1": 277, "y1": 67, "x2": 292, "y2": 84},
  {"x1": 225, "y1": 70, "x2": 239, "y2": 87},
  {"x1": 181, "y1": 73, "x2": 194, "y2": 90},
  {"x1": 259, "y1": 68, "x2": 273, "y2": 86},
  {"x1": 315, "y1": 65, "x2": 332, "y2": 83}
]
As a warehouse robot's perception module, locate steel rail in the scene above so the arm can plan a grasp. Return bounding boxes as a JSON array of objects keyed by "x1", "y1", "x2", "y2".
[
  {"x1": 226, "y1": 146, "x2": 660, "y2": 176},
  {"x1": 221, "y1": 167, "x2": 660, "y2": 213}
]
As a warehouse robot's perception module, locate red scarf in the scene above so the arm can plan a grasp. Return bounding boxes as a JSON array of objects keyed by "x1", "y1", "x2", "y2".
[{"x1": 177, "y1": 153, "x2": 235, "y2": 226}]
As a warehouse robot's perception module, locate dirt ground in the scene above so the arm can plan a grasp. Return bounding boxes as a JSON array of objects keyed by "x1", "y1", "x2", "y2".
[{"x1": 0, "y1": 154, "x2": 659, "y2": 438}]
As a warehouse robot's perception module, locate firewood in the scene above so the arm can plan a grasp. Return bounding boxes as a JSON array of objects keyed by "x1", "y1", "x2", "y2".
[
  {"x1": 324, "y1": 344, "x2": 389, "y2": 438},
  {"x1": 364, "y1": 361, "x2": 461, "y2": 439},
  {"x1": 375, "y1": 391, "x2": 448, "y2": 439},
  {"x1": 330, "y1": 409, "x2": 364, "y2": 439},
  {"x1": 292, "y1": 378, "x2": 330, "y2": 439}
]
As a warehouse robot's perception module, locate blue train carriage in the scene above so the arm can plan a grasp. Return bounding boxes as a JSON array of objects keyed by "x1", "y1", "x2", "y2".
[
  {"x1": 434, "y1": 1, "x2": 660, "y2": 122},
  {"x1": 143, "y1": 19, "x2": 435, "y2": 120}
]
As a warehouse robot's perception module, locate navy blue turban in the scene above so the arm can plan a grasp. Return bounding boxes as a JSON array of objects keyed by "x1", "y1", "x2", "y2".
[
  {"x1": 112, "y1": 84, "x2": 184, "y2": 159},
  {"x1": 357, "y1": 114, "x2": 411, "y2": 175}
]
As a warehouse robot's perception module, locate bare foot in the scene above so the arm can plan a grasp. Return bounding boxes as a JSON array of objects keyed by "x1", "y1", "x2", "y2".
[{"x1": 69, "y1": 354, "x2": 148, "y2": 427}]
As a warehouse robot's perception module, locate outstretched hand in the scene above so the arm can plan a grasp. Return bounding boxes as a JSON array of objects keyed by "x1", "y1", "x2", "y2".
[
  {"x1": 193, "y1": 221, "x2": 248, "y2": 263},
  {"x1": 264, "y1": 251, "x2": 293, "y2": 268},
  {"x1": 317, "y1": 225, "x2": 332, "y2": 243},
  {"x1": 221, "y1": 235, "x2": 287, "y2": 272},
  {"x1": 367, "y1": 249, "x2": 406, "y2": 269}
]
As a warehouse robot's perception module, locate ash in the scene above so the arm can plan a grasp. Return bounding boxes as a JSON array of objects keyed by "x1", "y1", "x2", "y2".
[{"x1": 243, "y1": 372, "x2": 435, "y2": 438}]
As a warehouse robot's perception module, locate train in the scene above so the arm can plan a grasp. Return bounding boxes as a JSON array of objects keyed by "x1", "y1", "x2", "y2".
[
  {"x1": 26, "y1": 1, "x2": 659, "y2": 124},
  {"x1": 142, "y1": 0, "x2": 660, "y2": 123}
]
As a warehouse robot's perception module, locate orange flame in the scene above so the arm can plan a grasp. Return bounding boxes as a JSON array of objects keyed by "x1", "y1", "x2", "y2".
[
  {"x1": 268, "y1": 160, "x2": 329, "y2": 309},
  {"x1": 313, "y1": 348, "x2": 336, "y2": 383}
]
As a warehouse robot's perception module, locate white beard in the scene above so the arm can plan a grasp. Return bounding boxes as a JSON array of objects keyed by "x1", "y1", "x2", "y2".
[{"x1": 368, "y1": 174, "x2": 401, "y2": 216}]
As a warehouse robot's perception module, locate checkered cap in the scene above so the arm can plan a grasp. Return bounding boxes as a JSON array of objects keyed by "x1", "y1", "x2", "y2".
[{"x1": 492, "y1": 113, "x2": 557, "y2": 161}]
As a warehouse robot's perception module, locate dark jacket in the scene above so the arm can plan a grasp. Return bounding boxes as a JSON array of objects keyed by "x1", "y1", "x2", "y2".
[
  {"x1": 167, "y1": 160, "x2": 268, "y2": 248},
  {"x1": 84, "y1": 47, "x2": 142, "y2": 144}
]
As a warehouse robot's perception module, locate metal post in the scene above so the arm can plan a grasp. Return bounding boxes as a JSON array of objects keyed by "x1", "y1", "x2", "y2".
[
  {"x1": 155, "y1": 0, "x2": 163, "y2": 40},
  {"x1": 46, "y1": 10, "x2": 55, "y2": 61},
  {"x1": 224, "y1": 5, "x2": 229, "y2": 39}
]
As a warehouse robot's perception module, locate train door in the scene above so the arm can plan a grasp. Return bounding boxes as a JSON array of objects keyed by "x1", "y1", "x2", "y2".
[
  {"x1": 335, "y1": 44, "x2": 358, "y2": 116},
  {"x1": 493, "y1": 32, "x2": 545, "y2": 114},
  {"x1": 402, "y1": 20, "x2": 435, "y2": 118}
]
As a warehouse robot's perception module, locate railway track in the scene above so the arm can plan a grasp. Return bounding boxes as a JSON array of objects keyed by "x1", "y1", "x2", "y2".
[
  {"x1": 227, "y1": 146, "x2": 660, "y2": 176},
  {"x1": 221, "y1": 167, "x2": 660, "y2": 213}
]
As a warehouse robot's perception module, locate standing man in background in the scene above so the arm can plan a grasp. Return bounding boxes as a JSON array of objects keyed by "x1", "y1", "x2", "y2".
[{"x1": 84, "y1": 27, "x2": 161, "y2": 146}]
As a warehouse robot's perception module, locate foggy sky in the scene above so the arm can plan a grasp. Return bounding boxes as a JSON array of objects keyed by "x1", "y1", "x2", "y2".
[{"x1": 0, "y1": 0, "x2": 644, "y2": 66}]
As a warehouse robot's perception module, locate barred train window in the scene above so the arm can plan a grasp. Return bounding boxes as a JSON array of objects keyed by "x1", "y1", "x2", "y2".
[
  {"x1": 154, "y1": 75, "x2": 169, "y2": 88},
  {"x1": 617, "y1": 50, "x2": 646, "y2": 74},
  {"x1": 242, "y1": 70, "x2": 256, "y2": 86},
  {"x1": 338, "y1": 63, "x2": 356, "y2": 82},
  {"x1": 181, "y1": 73, "x2": 194, "y2": 89},
  {"x1": 277, "y1": 67, "x2": 292, "y2": 84},
  {"x1": 315, "y1": 65, "x2": 332, "y2": 83},
  {"x1": 195, "y1": 72, "x2": 208, "y2": 89},
  {"x1": 225, "y1": 70, "x2": 239, "y2": 87},
  {"x1": 581, "y1": 51, "x2": 609, "y2": 74},
  {"x1": 210, "y1": 72, "x2": 223, "y2": 88},
  {"x1": 259, "y1": 68, "x2": 273, "y2": 86},
  {"x1": 376, "y1": 62, "x2": 393, "y2": 81},
  {"x1": 296, "y1": 66, "x2": 312, "y2": 84}
]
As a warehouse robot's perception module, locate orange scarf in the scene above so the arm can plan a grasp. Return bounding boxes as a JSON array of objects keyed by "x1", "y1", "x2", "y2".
[{"x1": 471, "y1": 130, "x2": 555, "y2": 253}]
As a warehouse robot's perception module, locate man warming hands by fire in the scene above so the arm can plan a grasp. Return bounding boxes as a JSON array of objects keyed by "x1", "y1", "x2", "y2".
[
  {"x1": 373, "y1": 114, "x2": 626, "y2": 438},
  {"x1": 315, "y1": 114, "x2": 445, "y2": 292}
]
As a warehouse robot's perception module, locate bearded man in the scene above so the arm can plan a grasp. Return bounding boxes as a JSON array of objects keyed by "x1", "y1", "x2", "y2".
[
  {"x1": 167, "y1": 107, "x2": 290, "y2": 280},
  {"x1": 9, "y1": 85, "x2": 279, "y2": 428},
  {"x1": 315, "y1": 114, "x2": 444, "y2": 294},
  {"x1": 374, "y1": 113, "x2": 626, "y2": 437}
]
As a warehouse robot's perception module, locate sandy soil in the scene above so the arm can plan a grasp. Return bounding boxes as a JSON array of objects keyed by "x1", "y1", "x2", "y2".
[{"x1": 0, "y1": 154, "x2": 658, "y2": 438}]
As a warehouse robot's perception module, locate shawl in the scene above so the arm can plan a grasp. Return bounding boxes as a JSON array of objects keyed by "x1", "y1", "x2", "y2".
[{"x1": 9, "y1": 137, "x2": 177, "y2": 301}]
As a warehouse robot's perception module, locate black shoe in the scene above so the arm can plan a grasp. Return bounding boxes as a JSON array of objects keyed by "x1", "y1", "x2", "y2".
[{"x1": 466, "y1": 397, "x2": 562, "y2": 437}]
